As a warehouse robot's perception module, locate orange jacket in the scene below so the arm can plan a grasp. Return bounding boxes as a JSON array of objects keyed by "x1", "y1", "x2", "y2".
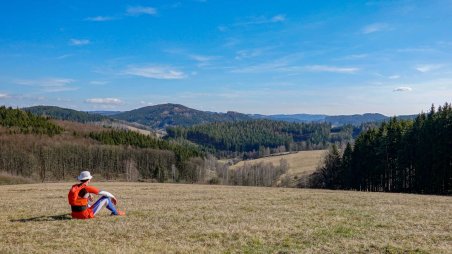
[{"x1": 68, "y1": 183, "x2": 100, "y2": 219}]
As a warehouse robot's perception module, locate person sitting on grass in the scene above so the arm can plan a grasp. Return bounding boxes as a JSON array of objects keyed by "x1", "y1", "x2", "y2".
[{"x1": 68, "y1": 171, "x2": 125, "y2": 219}]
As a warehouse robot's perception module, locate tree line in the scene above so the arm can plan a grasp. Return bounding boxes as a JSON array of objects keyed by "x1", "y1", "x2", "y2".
[
  {"x1": 23, "y1": 105, "x2": 106, "y2": 123},
  {"x1": 310, "y1": 103, "x2": 451, "y2": 195},
  {"x1": 166, "y1": 120, "x2": 356, "y2": 158},
  {"x1": 0, "y1": 106, "x2": 205, "y2": 183},
  {"x1": 88, "y1": 129, "x2": 201, "y2": 164},
  {"x1": 0, "y1": 106, "x2": 63, "y2": 136}
]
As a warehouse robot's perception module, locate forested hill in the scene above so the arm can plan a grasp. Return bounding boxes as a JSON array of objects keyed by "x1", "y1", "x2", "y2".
[
  {"x1": 111, "y1": 103, "x2": 252, "y2": 129},
  {"x1": 0, "y1": 106, "x2": 204, "y2": 183},
  {"x1": 324, "y1": 113, "x2": 388, "y2": 126},
  {"x1": 22, "y1": 104, "x2": 417, "y2": 129},
  {"x1": 23, "y1": 106, "x2": 106, "y2": 123},
  {"x1": 166, "y1": 120, "x2": 357, "y2": 158}
]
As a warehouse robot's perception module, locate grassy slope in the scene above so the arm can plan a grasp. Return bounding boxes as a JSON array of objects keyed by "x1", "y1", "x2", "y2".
[
  {"x1": 1, "y1": 183, "x2": 450, "y2": 253},
  {"x1": 230, "y1": 150, "x2": 326, "y2": 186}
]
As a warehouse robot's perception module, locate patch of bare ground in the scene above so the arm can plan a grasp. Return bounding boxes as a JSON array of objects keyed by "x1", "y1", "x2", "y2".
[{"x1": 0, "y1": 183, "x2": 450, "y2": 253}]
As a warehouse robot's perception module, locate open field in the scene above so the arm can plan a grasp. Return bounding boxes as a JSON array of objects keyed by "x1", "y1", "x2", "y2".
[
  {"x1": 230, "y1": 150, "x2": 326, "y2": 186},
  {"x1": 1, "y1": 183, "x2": 450, "y2": 253}
]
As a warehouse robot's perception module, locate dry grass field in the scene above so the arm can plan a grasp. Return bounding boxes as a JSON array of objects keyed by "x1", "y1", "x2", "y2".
[
  {"x1": 1, "y1": 182, "x2": 451, "y2": 253},
  {"x1": 230, "y1": 150, "x2": 326, "y2": 186}
]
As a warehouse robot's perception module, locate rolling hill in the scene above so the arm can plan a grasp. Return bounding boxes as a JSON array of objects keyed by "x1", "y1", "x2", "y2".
[
  {"x1": 111, "y1": 103, "x2": 416, "y2": 128},
  {"x1": 111, "y1": 103, "x2": 252, "y2": 129},
  {"x1": 21, "y1": 104, "x2": 418, "y2": 130},
  {"x1": 23, "y1": 105, "x2": 106, "y2": 123}
]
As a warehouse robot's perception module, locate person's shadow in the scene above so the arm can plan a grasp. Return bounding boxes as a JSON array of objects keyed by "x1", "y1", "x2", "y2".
[{"x1": 10, "y1": 214, "x2": 72, "y2": 222}]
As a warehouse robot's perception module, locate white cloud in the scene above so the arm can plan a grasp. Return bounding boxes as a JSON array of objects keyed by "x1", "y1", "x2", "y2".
[
  {"x1": 415, "y1": 64, "x2": 443, "y2": 73},
  {"x1": 235, "y1": 48, "x2": 265, "y2": 60},
  {"x1": 235, "y1": 14, "x2": 286, "y2": 26},
  {"x1": 189, "y1": 54, "x2": 215, "y2": 62},
  {"x1": 337, "y1": 54, "x2": 368, "y2": 60},
  {"x1": 124, "y1": 66, "x2": 186, "y2": 80},
  {"x1": 388, "y1": 75, "x2": 400, "y2": 79},
  {"x1": 271, "y1": 14, "x2": 286, "y2": 22},
  {"x1": 85, "y1": 98, "x2": 123, "y2": 105},
  {"x1": 231, "y1": 61, "x2": 288, "y2": 73},
  {"x1": 15, "y1": 78, "x2": 74, "y2": 87},
  {"x1": 139, "y1": 101, "x2": 154, "y2": 106},
  {"x1": 189, "y1": 54, "x2": 218, "y2": 67},
  {"x1": 90, "y1": 81, "x2": 109, "y2": 85},
  {"x1": 127, "y1": 6, "x2": 157, "y2": 16},
  {"x1": 303, "y1": 65, "x2": 360, "y2": 74},
  {"x1": 362, "y1": 23, "x2": 388, "y2": 34},
  {"x1": 14, "y1": 78, "x2": 78, "y2": 92},
  {"x1": 393, "y1": 87, "x2": 412, "y2": 92},
  {"x1": 69, "y1": 39, "x2": 90, "y2": 46},
  {"x1": 0, "y1": 93, "x2": 9, "y2": 99},
  {"x1": 55, "y1": 54, "x2": 73, "y2": 60},
  {"x1": 85, "y1": 16, "x2": 115, "y2": 22}
]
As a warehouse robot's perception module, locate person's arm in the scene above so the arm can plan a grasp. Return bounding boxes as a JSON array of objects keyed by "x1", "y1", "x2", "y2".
[
  {"x1": 98, "y1": 190, "x2": 117, "y2": 205},
  {"x1": 86, "y1": 186, "x2": 117, "y2": 204}
]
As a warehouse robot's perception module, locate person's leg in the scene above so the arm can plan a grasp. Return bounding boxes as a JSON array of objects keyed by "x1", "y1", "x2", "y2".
[{"x1": 90, "y1": 196, "x2": 119, "y2": 215}]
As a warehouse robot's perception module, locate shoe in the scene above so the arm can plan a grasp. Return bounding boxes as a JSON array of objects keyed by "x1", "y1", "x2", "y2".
[{"x1": 115, "y1": 210, "x2": 126, "y2": 216}]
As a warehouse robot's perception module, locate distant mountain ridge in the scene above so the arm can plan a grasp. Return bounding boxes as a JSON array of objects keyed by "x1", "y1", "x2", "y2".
[
  {"x1": 252, "y1": 113, "x2": 414, "y2": 126},
  {"x1": 112, "y1": 103, "x2": 252, "y2": 129},
  {"x1": 88, "y1": 110, "x2": 122, "y2": 116},
  {"x1": 20, "y1": 104, "x2": 418, "y2": 129}
]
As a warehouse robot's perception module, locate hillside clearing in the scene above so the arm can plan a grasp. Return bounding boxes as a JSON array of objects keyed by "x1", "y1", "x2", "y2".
[
  {"x1": 1, "y1": 183, "x2": 450, "y2": 253},
  {"x1": 229, "y1": 150, "x2": 326, "y2": 186}
]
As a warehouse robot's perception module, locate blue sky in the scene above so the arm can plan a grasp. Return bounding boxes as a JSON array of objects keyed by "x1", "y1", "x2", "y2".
[{"x1": 0, "y1": 0, "x2": 451, "y2": 115}]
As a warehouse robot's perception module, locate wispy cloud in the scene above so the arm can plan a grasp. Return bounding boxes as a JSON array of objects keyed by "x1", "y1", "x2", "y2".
[
  {"x1": 85, "y1": 16, "x2": 115, "y2": 22},
  {"x1": 14, "y1": 78, "x2": 78, "y2": 92},
  {"x1": 124, "y1": 65, "x2": 186, "y2": 79},
  {"x1": 85, "y1": 98, "x2": 123, "y2": 105},
  {"x1": 397, "y1": 47, "x2": 437, "y2": 53},
  {"x1": 240, "y1": 14, "x2": 286, "y2": 25},
  {"x1": 271, "y1": 14, "x2": 286, "y2": 22},
  {"x1": 90, "y1": 81, "x2": 109, "y2": 85},
  {"x1": 388, "y1": 75, "x2": 400, "y2": 79},
  {"x1": 231, "y1": 60, "x2": 288, "y2": 73},
  {"x1": 362, "y1": 23, "x2": 389, "y2": 34},
  {"x1": 415, "y1": 64, "x2": 443, "y2": 73},
  {"x1": 139, "y1": 101, "x2": 154, "y2": 106},
  {"x1": 127, "y1": 6, "x2": 157, "y2": 16},
  {"x1": 302, "y1": 65, "x2": 360, "y2": 74},
  {"x1": 235, "y1": 48, "x2": 269, "y2": 60},
  {"x1": 69, "y1": 39, "x2": 90, "y2": 46},
  {"x1": 393, "y1": 87, "x2": 412, "y2": 92},
  {"x1": 189, "y1": 54, "x2": 216, "y2": 62},
  {"x1": 0, "y1": 93, "x2": 9, "y2": 99},
  {"x1": 232, "y1": 62, "x2": 359, "y2": 74},
  {"x1": 14, "y1": 78, "x2": 74, "y2": 86},
  {"x1": 55, "y1": 54, "x2": 73, "y2": 60},
  {"x1": 336, "y1": 54, "x2": 368, "y2": 60},
  {"x1": 188, "y1": 54, "x2": 218, "y2": 67}
]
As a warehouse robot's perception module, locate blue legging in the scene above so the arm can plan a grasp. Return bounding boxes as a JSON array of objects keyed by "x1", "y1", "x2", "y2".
[{"x1": 91, "y1": 196, "x2": 118, "y2": 215}]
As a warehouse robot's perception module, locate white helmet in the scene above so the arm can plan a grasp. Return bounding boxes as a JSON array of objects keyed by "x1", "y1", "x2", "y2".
[{"x1": 77, "y1": 171, "x2": 93, "y2": 181}]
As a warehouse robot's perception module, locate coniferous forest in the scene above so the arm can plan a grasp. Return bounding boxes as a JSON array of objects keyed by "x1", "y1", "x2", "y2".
[
  {"x1": 311, "y1": 103, "x2": 452, "y2": 195},
  {"x1": 166, "y1": 120, "x2": 357, "y2": 158}
]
